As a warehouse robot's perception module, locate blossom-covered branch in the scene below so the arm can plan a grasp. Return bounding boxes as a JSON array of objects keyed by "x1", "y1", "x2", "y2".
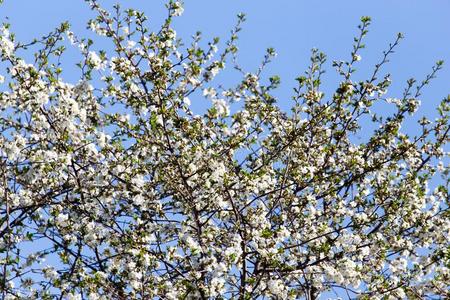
[{"x1": 0, "y1": 1, "x2": 449, "y2": 299}]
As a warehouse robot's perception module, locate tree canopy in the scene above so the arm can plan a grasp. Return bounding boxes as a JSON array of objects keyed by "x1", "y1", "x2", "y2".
[{"x1": 0, "y1": 1, "x2": 449, "y2": 299}]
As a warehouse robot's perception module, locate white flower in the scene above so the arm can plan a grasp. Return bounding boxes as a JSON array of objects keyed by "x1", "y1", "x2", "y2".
[
  {"x1": 203, "y1": 87, "x2": 217, "y2": 98},
  {"x1": 156, "y1": 114, "x2": 164, "y2": 126},
  {"x1": 126, "y1": 40, "x2": 136, "y2": 49},
  {"x1": 212, "y1": 99, "x2": 229, "y2": 116},
  {"x1": 74, "y1": 80, "x2": 93, "y2": 96},
  {"x1": 210, "y1": 161, "x2": 226, "y2": 182},
  {"x1": 210, "y1": 277, "x2": 225, "y2": 296},
  {"x1": 66, "y1": 31, "x2": 76, "y2": 45},
  {"x1": 171, "y1": 2, "x2": 184, "y2": 16},
  {"x1": 5, "y1": 280, "x2": 14, "y2": 289},
  {"x1": 98, "y1": 132, "x2": 108, "y2": 148},
  {"x1": 88, "y1": 51, "x2": 105, "y2": 70},
  {"x1": 133, "y1": 194, "x2": 144, "y2": 205},
  {"x1": 35, "y1": 91, "x2": 49, "y2": 105},
  {"x1": 43, "y1": 266, "x2": 58, "y2": 280},
  {"x1": 267, "y1": 279, "x2": 286, "y2": 297},
  {"x1": 88, "y1": 293, "x2": 100, "y2": 300},
  {"x1": 56, "y1": 213, "x2": 69, "y2": 227},
  {"x1": 183, "y1": 97, "x2": 191, "y2": 106},
  {"x1": 0, "y1": 27, "x2": 14, "y2": 57},
  {"x1": 67, "y1": 293, "x2": 81, "y2": 300}
]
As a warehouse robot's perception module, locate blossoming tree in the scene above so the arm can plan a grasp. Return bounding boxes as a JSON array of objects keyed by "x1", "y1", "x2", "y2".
[{"x1": 0, "y1": 1, "x2": 449, "y2": 299}]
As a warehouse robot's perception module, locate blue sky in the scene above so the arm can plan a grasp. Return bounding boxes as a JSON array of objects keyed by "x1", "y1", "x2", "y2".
[
  {"x1": 1, "y1": 0, "x2": 449, "y2": 115},
  {"x1": 1, "y1": 0, "x2": 449, "y2": 149}
]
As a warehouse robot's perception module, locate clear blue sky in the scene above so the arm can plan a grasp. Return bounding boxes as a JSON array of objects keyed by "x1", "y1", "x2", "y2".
[{"x1": 1, "y1": 0, "x2": 449, "y2": 116}]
